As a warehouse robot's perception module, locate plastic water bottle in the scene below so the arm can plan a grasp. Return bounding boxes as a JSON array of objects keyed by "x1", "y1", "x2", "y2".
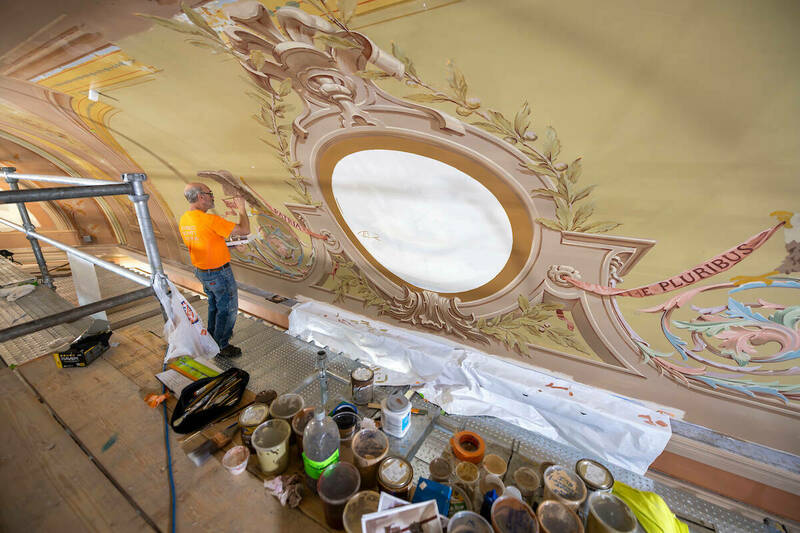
[{"x1": 302, "y1": 409, "x2": 340, "y2": 492}]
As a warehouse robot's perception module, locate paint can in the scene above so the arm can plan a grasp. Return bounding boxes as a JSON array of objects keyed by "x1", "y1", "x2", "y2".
[
  {"x1": 317, "y1": 462, "x2": 361, "y2": 530},
  {"x1": 252, "y1": 418, "x2": 291, "y2": 475},
  {"x1": 381, "y1": 394, "x2": 411, "y2": 438},
  {"x1": 342, "y1": 490, "x2": 380, "y2": 533},
  {"x1": 575, "y1": 459, "x2": 614, "y2": 493},
  {"x1": 585, "y1": 492, "x2": 637, "y2": 533},
  {"x1": 239, "y1": 403, "x2": 269, "y2": 451},
  {"x1": 537, "y1": 499, "x2": 584, "y2": 533},
  {"x1": 377, "y1": 456, "x2": 414, "y2": 499},
  {"x1": 352, "y1": 428, "x2": 389, "y2": 489},
  {"x1": 542, "y1": 464, "x2": 587, "y2": 512},
  {"x1": 350, "y1": 367, "x2": 374, "y2": 405},
  {"x1": 332, "y1": 411, "x2": 361, "y2": 463}
]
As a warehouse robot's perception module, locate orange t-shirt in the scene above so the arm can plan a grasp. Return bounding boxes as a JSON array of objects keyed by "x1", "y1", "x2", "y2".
[{"x1": 179, "y1": 210, "x2": 236, "y2": 269}]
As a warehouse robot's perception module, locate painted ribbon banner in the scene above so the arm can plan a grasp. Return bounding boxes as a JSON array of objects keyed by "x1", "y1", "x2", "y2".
[{"x1": 566, "y1": 223, "x2": 784, "y2": 297}]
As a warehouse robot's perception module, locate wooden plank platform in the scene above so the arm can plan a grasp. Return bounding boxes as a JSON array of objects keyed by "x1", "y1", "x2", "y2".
[
  {"x1": 10, "y1": 327, "x2": 328, "y2": 532},
  {"x1": 0, "y1": 367, "x2": 149, "y2": 532}
]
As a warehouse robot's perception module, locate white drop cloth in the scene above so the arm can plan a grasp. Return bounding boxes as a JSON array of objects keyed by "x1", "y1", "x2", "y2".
[{"x1": 288, "y1": 300, "x2": 671, "y2": 475}]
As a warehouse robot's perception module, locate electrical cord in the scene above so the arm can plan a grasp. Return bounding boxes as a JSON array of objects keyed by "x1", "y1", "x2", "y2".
[{"x1": 162, "y1": 359, "x2": 177, "y2": 533}]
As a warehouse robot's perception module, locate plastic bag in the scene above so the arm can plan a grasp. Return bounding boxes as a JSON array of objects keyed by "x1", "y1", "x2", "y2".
[{"x1": 154, "y1": 278, "x2": 219, "y2": 362}]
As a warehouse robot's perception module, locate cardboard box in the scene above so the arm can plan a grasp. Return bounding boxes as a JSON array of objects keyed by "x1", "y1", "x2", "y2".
[{"x1": 52, "y1": 319, "x2": 112, "y2": 368}]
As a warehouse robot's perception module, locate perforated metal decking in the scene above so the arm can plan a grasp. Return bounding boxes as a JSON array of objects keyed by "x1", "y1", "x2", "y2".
[{"x1": 0, "y1": 255, "x2": 775, "y2": 532}]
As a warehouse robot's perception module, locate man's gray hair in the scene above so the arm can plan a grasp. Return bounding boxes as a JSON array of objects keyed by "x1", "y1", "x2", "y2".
[{"x1": 184, "y1": 185, "x2": 203, "y2": 203}]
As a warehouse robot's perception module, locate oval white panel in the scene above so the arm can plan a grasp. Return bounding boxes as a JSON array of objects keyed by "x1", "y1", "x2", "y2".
[{"x1": 331, "y1": 149, "x2": 513, "y2": 293}]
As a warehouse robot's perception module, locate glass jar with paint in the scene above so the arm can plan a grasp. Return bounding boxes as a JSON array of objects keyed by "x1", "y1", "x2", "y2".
[
  {"x1": 377, "y1": 456, "x2": 414, "y2": 499},
  {"x1": 350, "y1": 366, "x2": 374, "y2": 405}
]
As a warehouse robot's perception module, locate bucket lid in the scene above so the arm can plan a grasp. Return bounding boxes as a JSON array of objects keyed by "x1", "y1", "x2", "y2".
[
  {"x1": 385, "y1": 394, "x2": 410, "y2": 413},
  {"x1": 252, "y1": 419, "x2": 291, "y2": 449},
  {"x1": 239, "y1": 403, "x2": 269, "y2": 426},
  {"x1": 483, "y1": 454, "x2": 507, "y2": 476},
  {"x1": 378, "y1": 457, "x2": 413, "y2": 489},
  {"x1": 318, "y1": 462, "x2": 361, "y2": 505},
  {"x1": 575, "y1": 458, "x2": 614, "y2": 491},
  {"x1": 270, "y1": 393, "x2": 305, "y2": 419}
]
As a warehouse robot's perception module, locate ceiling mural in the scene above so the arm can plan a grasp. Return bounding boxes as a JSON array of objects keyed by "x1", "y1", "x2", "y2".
[{"x1": 0, "y1": 0, "x2": 797, "y2": 453}]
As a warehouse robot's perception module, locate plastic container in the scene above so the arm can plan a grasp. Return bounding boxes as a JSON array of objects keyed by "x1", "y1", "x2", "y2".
[
  {"x1": 270, "y1": 393, "x2": 305, "y2": 421},
  {"x1": 377, "y1": 456, "x2": 413, "y2": 499},
  {"x1": 317, "y1": 462, "x2": 361, "y2": 530},
  {"x1": 585, "y1": 492, "x2": 637, "y2": 533},
  {"x1": 251, "y1": 419, "x2": 291, "y2": 475},
  {"x1": 448, "y1": 510, "x2": 493, "y2": 533},
  {"x1": 333, "y1": 411, "x2": 361, "y2": 464},
  {"x1": 429, "y1": 456, "x2": 453, "y2": 483},
  {"x1": 575, "y1": 459, "x2": 614, "y2": 493},
  {"x1": 351, "y1": 428, "x2": 389, "y2": 489},
  {"x1": 455, "y1": 461, "x2": 480, "y2": 501},
  {"x1": 291, "y1": 407, "x2": 315, "y2": 455},
  {"x1": 490, "y1": 495, "x2": 538, "y2": 533},
  {"x1": 450, "y1": 431, "x2": 486, "y2": 464},
  {"x1": 343, "y1": 490, "x2": 380, "y2": 533},
  {"x1": 222, "y1": 445, "x2": 250, "y2": 475},
  {"x1": 302, "y1": 409, "x2": 340, "y2": 492},
  {"x1": 478, "y1": 473, "x2": 505, "y2": 507},
  {"x1": 513, "y1": 466, "x2": 542, "y2": 505},
  {"x1": 504, "y1": 486, "x2": 523, "y2": 500},
  {"x1": 381, "y1": 394, "x2": 411, "y2": 438},
  {"x1": 448, "y1": 483, "x2": 473, "y2": 516},
  {"x1": 482, "y1": 454, "x2": 507, "y2": 477},
  {"x1": 350, "y1": 367, "x2": 374, "y2": 405},
  {"x1": 537, "y1": 500, "x2": 584, "y2": 533},
  {"x1": 542, "y1": 465, "x2": 587, "y2": 512},
  {"x1": 238, "y1": 403, "x2": 269, "y2": 451}
]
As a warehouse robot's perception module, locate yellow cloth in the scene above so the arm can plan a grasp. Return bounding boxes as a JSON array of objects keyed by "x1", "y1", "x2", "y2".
[
  {"x1": 612, "y1": 482, "x2": 689, "y2": 533},
  {"x1": 179, "y1": 210, "x2": 236, "y2": 269}
]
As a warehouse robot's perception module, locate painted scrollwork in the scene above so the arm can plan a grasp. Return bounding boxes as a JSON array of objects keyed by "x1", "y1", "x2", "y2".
[
  {"x1": 637, "y1": 278, "x2": 800, "y2": 404},
  {"x1": 548, "y1": 265, "x2": 581, "y2": 288}
]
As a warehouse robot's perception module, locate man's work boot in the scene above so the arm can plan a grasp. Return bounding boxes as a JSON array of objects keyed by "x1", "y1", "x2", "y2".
[{"x1": 219, "y1": 344, "x2": 242, "y2": 358}]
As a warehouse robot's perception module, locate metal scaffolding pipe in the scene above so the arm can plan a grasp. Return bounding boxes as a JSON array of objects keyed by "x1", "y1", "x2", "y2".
[
  {"x1": 0, "y1": 286, "x2": 155, "y2": 343},
  {"x1": 0, "y1": 217, "x2": 151, "y2": 287},
  {"x1": 124, "y1": 173, "x2": 165, "y2": 279},
  {"x1": 0, "y1": 168, "x2": 116, "y2": 187},
  {"x1": 3, "y1": 171, "x2": 55, "y2": 289},
  {"x1": 0, "y1": 183, "x2": 133, "y2": 204}
]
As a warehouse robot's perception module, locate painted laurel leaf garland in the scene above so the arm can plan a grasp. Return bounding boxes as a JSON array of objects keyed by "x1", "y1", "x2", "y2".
[
  {"x1": 361, "y1": 46, "x2": 621, "y2": 234},
  {"x1": 150, "y1": 2, "x2": 592, "y2": 357},
  {"x1": 637, "y1": 277, "x2": 800, "y2": 404},
  {"x1": 141, "y1": 2, "x2": 314, "y2": 206}
]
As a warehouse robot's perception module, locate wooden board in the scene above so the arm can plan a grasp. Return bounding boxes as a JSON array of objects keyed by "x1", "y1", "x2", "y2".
[
  {"x1": 0, "y1": 367, "x2": 150, "y2": 532},
  {"x1": 17, "y1": 334, "x2": 328, "y2": 532}
]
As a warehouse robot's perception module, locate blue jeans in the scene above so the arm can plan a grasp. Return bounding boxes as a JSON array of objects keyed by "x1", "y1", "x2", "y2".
[{"x1": 194, "y1": 265, "x2": 238, "y2": 350}]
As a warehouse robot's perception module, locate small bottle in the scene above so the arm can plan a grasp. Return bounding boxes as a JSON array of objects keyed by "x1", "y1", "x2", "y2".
[{"x1": 302, "y1": 409, "x2": 340, "y2": 493}]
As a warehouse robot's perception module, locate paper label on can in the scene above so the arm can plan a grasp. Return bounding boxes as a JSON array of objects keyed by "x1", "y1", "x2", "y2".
[{"x1": 303, "y1": 449, "x2": 339, "y2": 479}]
